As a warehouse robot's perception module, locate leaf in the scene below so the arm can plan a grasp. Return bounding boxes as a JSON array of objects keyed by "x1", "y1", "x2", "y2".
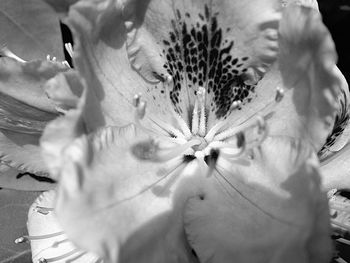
[
  {"x1": 0, "y1": 189, "x2": 40, "y2": 263},
  {"x1": 0, "y1": 0, "x2": 64, "y2": 61}
]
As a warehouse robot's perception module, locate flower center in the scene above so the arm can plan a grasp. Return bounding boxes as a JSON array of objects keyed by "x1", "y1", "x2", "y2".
[{"x1": 131, "y1": 80, "x2": 276, "y2": 165}]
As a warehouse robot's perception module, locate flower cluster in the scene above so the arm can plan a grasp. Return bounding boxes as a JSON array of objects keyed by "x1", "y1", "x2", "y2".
[{"x1": 1, "y1": 0, "x2": 350, "y2": 262}]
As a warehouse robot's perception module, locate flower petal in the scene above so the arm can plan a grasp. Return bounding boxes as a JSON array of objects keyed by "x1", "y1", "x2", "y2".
[
  {"x1": 27, "y1": 190, "x2": 102, "y2": 263},
  {"x1": 184, "y1": 136, "x2": 332, "y2": 263},
  {"x1": 244, "y1": 4, "x2": 344, "y2": 152},
  {"x1": 0, "y1": 57, "x2": 66, "y2": 174},
  {"x1": 65, "y1": 0, "x2": 283, "y2": 129},
  {"x1": 123, "y1": 0, "x2": 281, "y2": 124},
  {"x1": 0, "y1": 163, "x2": 55, "y2": 191},
  {"x1": 52, "y1": 125, "x2": 202, "y2": 263}
]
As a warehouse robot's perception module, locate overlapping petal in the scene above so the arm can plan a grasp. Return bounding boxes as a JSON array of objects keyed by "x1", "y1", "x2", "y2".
[{"x1": 0, "y1": 57, "x2": 67, "y2": 176}]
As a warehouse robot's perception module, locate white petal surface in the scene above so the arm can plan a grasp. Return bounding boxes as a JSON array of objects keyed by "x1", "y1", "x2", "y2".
[{"x1": 184, "y1": 137, "x2": 332, "y2": 263}]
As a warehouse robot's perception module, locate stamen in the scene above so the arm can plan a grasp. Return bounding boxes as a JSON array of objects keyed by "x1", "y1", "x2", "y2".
[
  {"x1": 213, "y1": 115, "x2": 266, "y2": 142},
  {"x1": 207, "y1": 137, "x2": 246, "y2": 159},
  {"x1": 197, "y1": 87, "x2": 206, "y2": 137},
  {"x1": 37, "y1": 249, "x2": 80, "y2": 263},
  {"x1": 162, "y1": 75, "x2": 192, "y2": 139},
  {"x1": 191, "y1": 99, "x2": 199, "y2": 135},
  {"x1": 132, "y1": 139, "x2": 200, "y2": 162},
  {"x1": 132, "y1": 94, "x2": 189, "y2": 143},
  {"x1": 46, "y1": 55, "x2": 57, "y2": 62},
  {"x1": 275, "y1": 86, "x2": 284, "y2": 102},
  {"x1": 61, "y1": 61, "x2": 71, "y2": 68},
  {"x1": 133, "y1": 93, "x2": 142, "y2": 107},
  {"x1": 149, "y1": 117, "x2": 186, "y2": 139},
  {"x1": 15, "y1": 232, "x2": 65, "y2": 243},
  {"x1": 191, "y1": 87, "x2": 206, "y2": 136},
  {"x1": 0, "y1": 47, "x2": 26, "y2": 62},
  {"x1": 64, "y1": 43, "x2": 74, "y2": 58},
  {"x1": 204, "y1": 120, "x2": 228, "y2": 142},
  {"x1": 173, "y1": 112, "x2": 192, "y2": 139}
]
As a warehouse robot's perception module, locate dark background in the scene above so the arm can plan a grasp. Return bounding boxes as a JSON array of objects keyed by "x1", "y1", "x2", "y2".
[
  {"x1": 318, "y1": 1, "x2": 350, "y2": 261},
  {"x1": 319, "y1": 0, "x2": 350, "y2": 84}
]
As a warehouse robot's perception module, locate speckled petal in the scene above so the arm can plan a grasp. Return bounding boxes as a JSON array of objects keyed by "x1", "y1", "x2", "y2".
[
  {"x1": 0, "y1": 57, "x2": 66, "y2": 175},
  {"x1": 27, "y1": 190, "x2": 102, "y2": 263},
  {"x1": 123, "y1": 0, "x2": 281, "y2": 125},
  {"x1": 65, "y1": 0, "x2": 282, "y2": 129},
  {"x1": 184, "y1": 137, "x2": 332, "y2": 263}
]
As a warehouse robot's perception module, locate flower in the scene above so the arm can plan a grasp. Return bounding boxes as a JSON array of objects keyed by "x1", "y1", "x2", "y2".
[{"x1": 1, "y1": 0, "x2": 349, "y2": 262}]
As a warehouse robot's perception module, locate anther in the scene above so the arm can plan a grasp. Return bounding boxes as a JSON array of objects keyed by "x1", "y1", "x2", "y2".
[
  {"x1": 230, "y1": 100, "x2": 242, "y2": 110},
  {"x1": 15, "y1": 236, "x2": 27, "y2": 244},
  {"x1": 62, "y1": 61, "x2": 71, "y2": 68},
  {"x1": 133, "y1": 93, "x2": 142, "y2": 107},
  {"x1": 133, "y1": 94, "x2": 146, "y2": 120},
  {"x1": 38, "y1": 258, "x2": 47, "y2": 263},
  {"x1": 165, "y1": 75, "x2": 173, "y2": 84},
  {"x1": 275, "y1": 86, "x2": 284, "y2": 102}
]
